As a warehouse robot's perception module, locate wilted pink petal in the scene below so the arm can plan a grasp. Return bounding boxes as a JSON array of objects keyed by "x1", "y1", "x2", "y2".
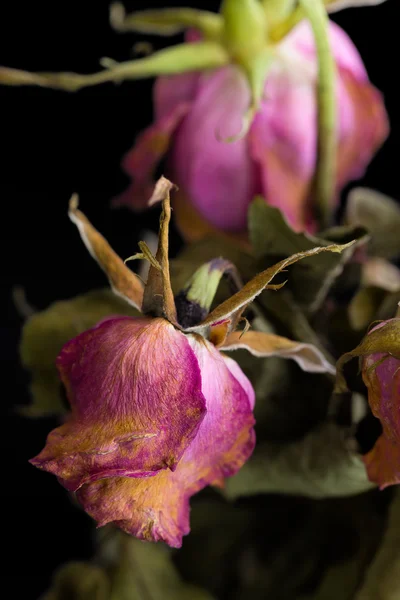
[
  {"x1": 30, "y1": 317, "x2": 206, "y2": 491},
  {"x1": 249, "y1": 67, "x2": 317, "y2": 231},
  {"x1": 336, "y1": 70, "x2": 389, "y2": 187},
  {"x1": 77, "y1": 335, "x2": 255, "y2": 547},
  {"x1": 361, "y1": 319, "x2": 400, "y2": 488},
  {"x1": 171, "y1": 66, "x2": 258, "y2": 231},
  {"x1": 364, "y1": 434, "x2": 400, "y2": 490}
]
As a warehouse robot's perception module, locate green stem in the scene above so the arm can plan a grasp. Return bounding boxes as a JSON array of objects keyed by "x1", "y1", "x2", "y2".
[{"x1": 299, "y1": 0, "x2": 337, "y2": 230}]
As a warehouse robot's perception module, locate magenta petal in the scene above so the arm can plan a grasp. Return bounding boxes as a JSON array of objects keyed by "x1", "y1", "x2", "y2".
[
  {"x1": 171, "y1": 66, "x2": 258, "y2": 231},
  {"x1": 223, "y1": 354, "x2": 256, "y2": 410},
  {"x1": 77, "y1": 336, "x2": 255, "y2": 547},
  {"x1": 153, "y1": 72, "x2": 200, "y2": 121},
  {"x1": 30, "y1": 317, "x2": 206, "y2": 491},
  {"x1": 249, "y1": 65, "x2": 317, "y2": 231}
]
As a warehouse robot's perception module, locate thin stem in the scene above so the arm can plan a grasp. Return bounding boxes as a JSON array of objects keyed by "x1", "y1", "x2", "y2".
[{"x1": 299, "y1": 0, "x2": 337, "y2": 230}]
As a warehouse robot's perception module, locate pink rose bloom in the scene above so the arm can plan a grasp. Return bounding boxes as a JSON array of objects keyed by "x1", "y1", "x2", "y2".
[
  {"x1": 30, "y1": 180, "x2": 341, "y2": 547},
  {"x1": 116, "y1": 21, "x2": 388, "y2": 234}
]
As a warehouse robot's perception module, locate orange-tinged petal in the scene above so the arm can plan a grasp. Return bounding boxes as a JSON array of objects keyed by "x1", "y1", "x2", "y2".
[
  {"x1": 336, "y1": 70, "x2": 389, "y2": 190},
  {"x1": 30, "y1": 317, "x2": 206, "y2": 491},
  {"x1": 77, "y1": 335, "x2": 255, "y2": 547},
  {"x1": 364, "y1": 434, "x2": 400, "y2": 490}
]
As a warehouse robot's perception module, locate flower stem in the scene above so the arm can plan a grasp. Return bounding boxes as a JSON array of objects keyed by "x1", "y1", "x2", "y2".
[{"x1": 299, "y1": 0, "x2": 337, "y2": 230}]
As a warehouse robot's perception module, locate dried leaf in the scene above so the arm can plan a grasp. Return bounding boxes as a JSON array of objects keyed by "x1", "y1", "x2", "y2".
[
  {"x1": 109, "y1": 533, "x2": 215, "y2": 600},
  {"x1": 248, "y1": 197, "x2": 364, "y2": 312},
  {"x1": 345, "y1": 187, "x2": 400, "y2": 259},
  {"x1": 40, "y1": 562, "x2": 110, "y2": 600},
  {"x1": 188, "y1": 242, "x2": 356, "y2": 336},
  {"x1": 224, "y1": 423, "x2": 374, "y2": 499}
]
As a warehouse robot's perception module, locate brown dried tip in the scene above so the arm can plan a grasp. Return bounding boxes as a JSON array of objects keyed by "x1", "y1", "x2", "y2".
[
  {"x1": 69, "y1": 193, "x2": 79, "y2": 212},
  {"x1": 148, "y1": 176, "x2": 178, "y2": 207}
]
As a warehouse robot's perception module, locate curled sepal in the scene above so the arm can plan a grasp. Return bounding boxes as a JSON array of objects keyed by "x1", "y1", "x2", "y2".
[
  {"x1": 0, "y1": 42, "x2": 229, "y2": 91},
  {"x1": 186, "y1": 241, "x2": 356, "y2": 337},
  {"x1": 142, "y1": 177, "x2": 178, "y2": 324},
  {"x1": 221, "y1": 330, "x2": 336, "y2": 374},
  {"x1": 110, "y1": 2, "x2": 223, "y2": 40},
  {"x1": 68, "y1": 195, "x2": 144, "y2": 311}
]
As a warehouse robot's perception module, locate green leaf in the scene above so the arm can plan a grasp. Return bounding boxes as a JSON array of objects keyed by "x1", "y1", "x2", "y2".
[
  {"x1": 109, "y1": 533, "x2": 215, "y2": 600},
  {"x1": 345, "y1": 187, "x2": 400, "y2": 259},
  {"x1": 248, "y1": 197, "x2": 366, "y2": 312},
  {"x1": 224, "y1": 423, "x2": 375, "y2": 499},
  {"x1": 355, "y1": 490, "x2": 400, "y2": 599},
  {"x1": 40, "y1": 562, "x2": 110, "y2": 600},
  {"x1": 20, "y1": 289, "x2": 139, "y2": 417}
]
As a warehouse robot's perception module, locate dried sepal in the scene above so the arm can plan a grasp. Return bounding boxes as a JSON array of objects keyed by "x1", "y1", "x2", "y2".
[
  {"x1": 68, "y1": 195, "x2": 144, "y2": 311},
  {"x1": 142, "y1": 177, "x2": 179, "y2": 325},
  {"x1": 187, "y1": 242, "x2": 356, "y2": 336}
]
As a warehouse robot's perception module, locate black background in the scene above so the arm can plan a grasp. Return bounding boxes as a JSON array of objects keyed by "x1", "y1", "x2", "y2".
[{"x1": 1, "y1": 1, "x2": 398, "y2": 597}]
